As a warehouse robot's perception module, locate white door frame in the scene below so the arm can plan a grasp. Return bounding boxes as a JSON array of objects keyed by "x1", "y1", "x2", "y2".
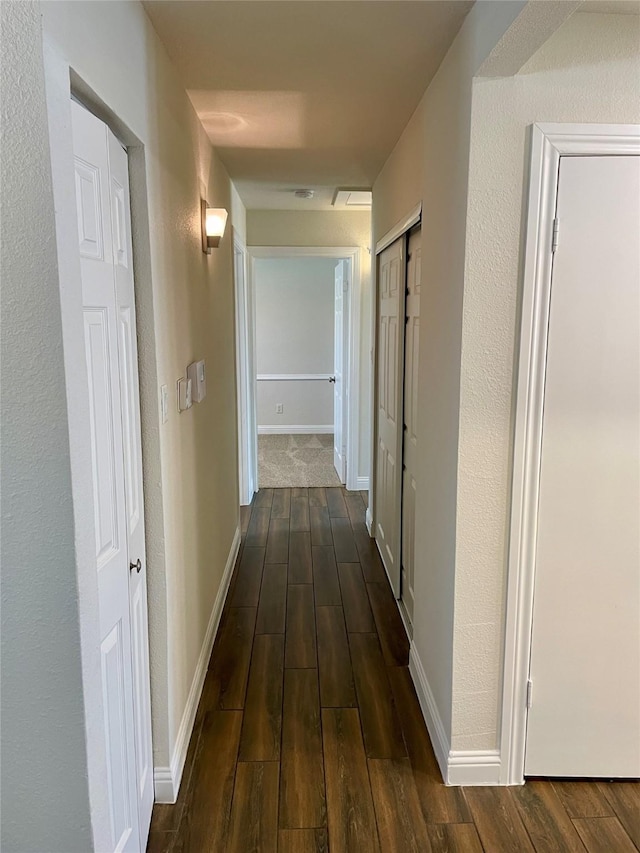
[
  {"x1": 43, "y1": 50, "x2": 167, "y2": 849},
  {"x1": 233, "y1": 232, "x2": 257, "y2": 505},
  {"x1": 244, "y1": 245, "x2": 362, "y2": 491},
  {"x1": 500, "y1": 122, "x2": 640, "y2": 786}
]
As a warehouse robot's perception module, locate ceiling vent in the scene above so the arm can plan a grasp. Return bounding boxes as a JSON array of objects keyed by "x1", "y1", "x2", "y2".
[
  {"x1": 294, "y1": 189, "x2": 314, "y2": 199},
  {"x1": 333, "y1": 189, "x2": 372, "y2": 208}
]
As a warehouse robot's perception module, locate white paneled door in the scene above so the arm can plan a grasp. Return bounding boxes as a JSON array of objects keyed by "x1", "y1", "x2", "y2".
[
  {"x1": 375, "y1": 238, "x2": 405, "y2": 596},
  {"x1": 401, "y1": 227, "x2": 421, "y2": 623},
  {"x1": 525, "y1": 155, "x2": 640, "y2": 777},
  {"x1": 333, "y1": 260, "x2": 348, "y2": 483},
  {"x1": 72, "y1": 100, "x2": 153, "y2": 850}
]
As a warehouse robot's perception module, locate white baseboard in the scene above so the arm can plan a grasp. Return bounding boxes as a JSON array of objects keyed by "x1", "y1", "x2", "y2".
[
  {"x1": 258, "y1": 425, "x2": 333, "y2": 434},
  {"x1": 448, "y1": 750, "x2": 502, "y2": 786},
  {"x1": 153, "y1": 525, "x2": 241, "y2": 803},
  {"x1": 408, "y1": 642, "x2": 505, "y2": 786},
  {"x1": 365, "y1": 507, "x2": 373, "y2": 535},
  {"x1": 408, "y1": 643, "x2": 450, "y2": 781},
  {"x1": 355, "y1": 476, "x2": 369, "y2": 490}
]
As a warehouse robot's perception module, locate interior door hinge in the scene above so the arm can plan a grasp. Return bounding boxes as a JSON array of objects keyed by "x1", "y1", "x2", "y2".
[
  {"x1": 526, "y1": 679, "x2": 533, "y2": 709},
  {"x1": 551, "y1": 218, "x2": 560, "y2": 253}
]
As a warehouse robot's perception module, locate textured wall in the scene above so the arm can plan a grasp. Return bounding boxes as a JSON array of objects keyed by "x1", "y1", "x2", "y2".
[
  {"x1": 248, "y1": 210, "x2": 372, "y2": 480},
  {"x1": 453, "y1": 10, "x2": 640, "y2": 750},
  {"x1": 41, "y1": 0, "x2": 241, "y2": 778},
  {"x1": 255, "y1": 257, "x2": 335, "y2": 428},
  {"x1": 371, "y1": 0, "x2": 527, "y2": 745},
  {"x1": 0, "y1": 2, "x2": 95, "y2": 849}
]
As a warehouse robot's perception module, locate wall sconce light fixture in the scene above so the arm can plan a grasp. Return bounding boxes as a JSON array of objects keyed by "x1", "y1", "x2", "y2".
[{"x1": 201, "y1": 200, "x2": 228, "y2": 254}]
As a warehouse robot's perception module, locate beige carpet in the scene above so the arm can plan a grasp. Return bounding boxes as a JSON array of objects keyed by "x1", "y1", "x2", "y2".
[{"x1": 258, "y1": 433, "x2": 342, "y2": 488}]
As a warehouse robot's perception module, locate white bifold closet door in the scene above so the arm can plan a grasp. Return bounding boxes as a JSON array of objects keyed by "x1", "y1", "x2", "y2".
[
  {"x1": 375, "y1": 237, "x2": 405, "y2": 596},
  {"x1": 525, "y1": 155, "x2": 640, "y2": 778},
  {"x1": 72, "y1": 99, "x2": 153, "y2": 850},
  {"x1": 401, "y1": 227, "x2": 421, "y2": 623}
]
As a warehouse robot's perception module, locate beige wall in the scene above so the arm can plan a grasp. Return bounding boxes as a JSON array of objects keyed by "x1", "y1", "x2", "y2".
[
  {"x1": 41, "y1": 0, "x2": 241, "y2": 781},
  {"x1": 248, "y1": 210, "x2": 373, "y2": 480},
  {"x1": 372, "y1": 0, "x2": 527, "y2": 745},
  {"x1": 454, "y1": 10, "x2": 640, "y2": 751},
  {"x1": 1, "y1": 3, "x2": 98, "y2": 847},
  {"x1": 373, "y1": 1, "x2": 640, "y2": 762}
]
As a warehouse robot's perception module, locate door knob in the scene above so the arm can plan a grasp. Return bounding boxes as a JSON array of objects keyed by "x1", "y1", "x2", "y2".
[
  {"x1": 130, "y1": 558, "x2": 142, "y2": 574},
  {"x1": 329, "y1": 376, "x2": 336, "y2": 383}
]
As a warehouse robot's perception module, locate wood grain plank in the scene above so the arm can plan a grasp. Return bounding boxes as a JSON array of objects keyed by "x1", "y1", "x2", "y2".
[
  {"x1": 331, "y1": 517, "x2": 358, "y2": 562},
  {"x1": 351, "y1": 522, "x2": 386, "y2": 582},
  {"x1": 245, "y1": 507, "x2": 271, "y2": 547},
  {"x1": 291, "y1": 495, "x2": 311, "y2": 532},
  {"x1": 285, "y1": 584, "x2": 317, "y2": 668},
  {"x1": 278, "y1": 828, "x2": 328, "y2": 853},
  {"x1": 573, "y1": 817, "x2": 637, "y2": 853},
  {"x1": 227, "y1": 762, "x2": 279, "y2": 853},
  {"x1": 230, "y1": 546, "x2": 265, "y2": 607},
  {"x1": 288, "y1": 531, "x2": 312, "y2": 584},
  {"x1": 292, "y1": 487, "x2": 309, "y2": 498},
  {"x1": 348, "y1": 633, "x2": 406, "y2": 759},
  {"x1": 427, "y1": 824, "x2": 484, "y2": 853},
  {"x1": 240, "y1": 504, "x2": 252, "y2": 535},
  {"x1": 326, "y1": 488, "x2": 348, "y2": 518},
  {"x1": 316, "y1": 606, "x2": 356, "y2": 708},
  {"x1": 255, "y1": 488, "x2": 274, "y2": 508},
  {"x1": 312, "y1": 545, "x2": 342, "y2": 606},
  {"x1": 387, "y1": 666, "x2": 472, "y2": 824},
  {"x1": 310, "y1": 506, "x2": 332, "y2": 546},
  {"x1": 368, "y1": 758, "x2": 431, "y2": 852},
  {"x1": 280, "y1": 669, "x2": 326, "y2": 829},
  {"x1": 308, "y1": 487, "x2": 327, "y2": 507},
  {"x1": 266, "y1": 516, "x2": 290, "y2": 564},
  {"x1": 239, "y1": 634, "x2": 284, "y2": 761},
  {"x1": 598, "y1": 782, "x2": 640, "y2": 848},
  {"x1": 366, "y1": 581, "x2": 409, "y2": 665},
  {"x1": 322, "y1": 708, "x2": 380, "y2": 853},
  {"x1": 510, "y1": 780, "x2": 587, "y2": 853},
  {"x1": 256, "y1": 564, "x2": 287, "y2": 634},
  {"x1": 338, "y1": 563, "x2": 376, "y2": 632},
  {"x1": 146, "y1": 829, "x2": 175, "y2": 853},
  {"x1": 360, "y1": 490, "x2": 368, "y2": 507},
  {"x1": 209, "y1": 607, "x2": 256, "y2": 709},
  {"x1": 344, "y1": 492, "x2": 366, "y2": 525},
  {"x1": 173, "y1": 711, "x2": 242, "y2": 853},
  {"x1": 552, "y1": 782, "x2": 614, "y2": 819},
  {"x1": 465, "y1": 786, "x2": 536, "y2": 852},
  {"x1": 271, "y1": 488, "x2": 291, "y2": 518}
]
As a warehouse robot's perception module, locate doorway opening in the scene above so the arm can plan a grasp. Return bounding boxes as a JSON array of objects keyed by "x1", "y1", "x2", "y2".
[{"x1": 236, "y1": 246, "x2": 363, "y2": 499}]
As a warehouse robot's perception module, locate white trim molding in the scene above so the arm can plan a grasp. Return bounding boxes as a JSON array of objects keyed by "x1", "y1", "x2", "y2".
[
  {"x1": 409, "y1": 643, "x2": 449, "y2": 780},
  {"x1": 375, "y1": 202, "x2": 422, "y2": 255},
  {"x1": 258, "y1": 424, "x2": 333, "y2": 435},
  {"x1": 246, "y1": 246, "x2": 363, "y2": 492},
  {"x1": 500, "y1": 122, "x2": 640, "y2": 786},
  {"x1": 355, "y1": 476, "x2": 369, "y2": 491},
  {"x1": 257, "y1": 373, "x2": 332, "y2": 382},
  {"x1": 448, "y1": 751, "x2": 502, "y2": 787},
  {"x1": 153, "y1": 526, "x2": 241, "y2": 803},
  {"x1": 409, "y1": 643, "x2": 502, "y2": 786}
]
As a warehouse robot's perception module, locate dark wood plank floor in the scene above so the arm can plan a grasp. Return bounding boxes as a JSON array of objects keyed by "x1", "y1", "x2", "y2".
[{"x1": 148, "y1": 487, "x2": 640, "y2": 853}]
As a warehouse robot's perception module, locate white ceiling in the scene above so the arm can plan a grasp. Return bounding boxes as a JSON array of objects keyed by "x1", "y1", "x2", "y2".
[
  {"x1": 579, "y1": 0, "x2": 640, "y2": 13},
  {"x1": 143, "y1": 0, "x2": 474, "y2": 210}
]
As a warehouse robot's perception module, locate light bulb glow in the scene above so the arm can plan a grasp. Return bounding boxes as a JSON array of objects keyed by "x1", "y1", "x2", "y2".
[{"x1": 205, "y1": 208, "x2": 228, "y2": 238}]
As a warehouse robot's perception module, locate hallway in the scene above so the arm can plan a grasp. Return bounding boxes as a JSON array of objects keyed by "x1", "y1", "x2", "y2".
[{"x1": 147, "y1": 489, "x2": 639, "y2": 853}]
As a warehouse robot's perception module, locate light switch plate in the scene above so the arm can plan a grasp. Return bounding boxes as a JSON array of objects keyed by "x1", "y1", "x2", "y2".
[
  {"x1": 177, "y1": 377, "x2": 192, "y2": 412},
  {"x1": 160, "y1": 384, "x2": 169, "y2": 423}
]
